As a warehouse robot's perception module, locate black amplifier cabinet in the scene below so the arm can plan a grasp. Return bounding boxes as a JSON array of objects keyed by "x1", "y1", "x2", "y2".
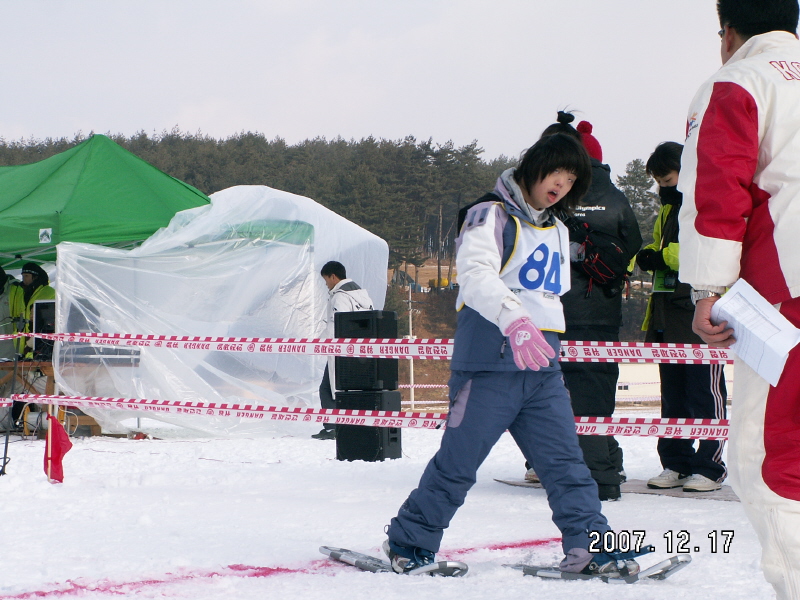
[
  {"x1": 334, "y1": 310, "x2": 398, "y2": 391},
  {"x1": 335, "y1": 390, "x2": 402, "y2": 462}
]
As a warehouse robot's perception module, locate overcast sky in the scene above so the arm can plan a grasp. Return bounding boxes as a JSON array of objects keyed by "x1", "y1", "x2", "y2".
[{"x1": 1, "y1": 0, "x2": 723, "y2": 178}]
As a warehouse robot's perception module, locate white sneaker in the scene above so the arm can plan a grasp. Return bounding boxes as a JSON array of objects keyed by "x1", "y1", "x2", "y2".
[
  {"x1": 683, "y1": 474, "x2": 722, "y2": 492},
  {"x1": 525, "y1": 468, "x2": 540, "y2": 483},
  {"x1": 647, "y1": 469, "x2": 690, "y2": 489}
]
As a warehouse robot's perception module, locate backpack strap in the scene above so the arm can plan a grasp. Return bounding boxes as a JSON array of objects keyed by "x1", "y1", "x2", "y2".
[
  {"x1": 456, "y1": 193, "x2": 515, "y2": 266},
  {"x1": 456, "y1": 192, "x2": 501, "y2": 232}
]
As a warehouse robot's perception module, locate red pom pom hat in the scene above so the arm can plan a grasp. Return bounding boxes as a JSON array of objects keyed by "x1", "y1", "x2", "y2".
[{"x1": 576, "y1": 120, "x2": 602, "y2": 162}]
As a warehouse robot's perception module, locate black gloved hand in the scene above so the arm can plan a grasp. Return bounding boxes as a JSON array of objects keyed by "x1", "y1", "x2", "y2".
[
  {"x1": 636, "y1": 248, "x2": 668, "y2": 272},
  {"x1": 636, "y1": 248, "x2": 655, "y2": 271}
]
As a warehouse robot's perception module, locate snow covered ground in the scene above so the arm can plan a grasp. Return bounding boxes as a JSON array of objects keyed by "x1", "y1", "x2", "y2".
[{"x1": 0, "y1": 405, "x2": 774, "y2": 600}]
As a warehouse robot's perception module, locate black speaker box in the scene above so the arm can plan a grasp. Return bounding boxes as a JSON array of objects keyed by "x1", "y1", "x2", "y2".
[
  {"x1": 334, "y1": 310, "x2": 398, "y2": 391},
  {"x1": 334, "y1": 310, "x2": 398, "y2": 338},
  {"x1": 335, "y1": 390, "x2": 402, "y2": 462},
  {"x1": 334, "y1": 356, "x2": 398, "y2": 391}
]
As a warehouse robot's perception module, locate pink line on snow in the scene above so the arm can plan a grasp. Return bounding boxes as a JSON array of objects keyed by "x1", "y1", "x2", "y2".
[
  {"x1": 1, "y1": 539, "x2": 561, "y2": 598},
  {"x1": 445, "y1": 537, "x2": 562, "y2": 557},
  {"x1": 0, "y1": 561, "x2": 337, "y2": 599}
]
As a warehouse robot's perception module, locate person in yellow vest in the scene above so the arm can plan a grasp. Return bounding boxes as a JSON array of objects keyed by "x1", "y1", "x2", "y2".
[
  {"x1": 9, "y1": 262, "x2": 56, "y2": 359},
  {"x1": 637, "y1": 143, "x2": 727, "y2": 493}
]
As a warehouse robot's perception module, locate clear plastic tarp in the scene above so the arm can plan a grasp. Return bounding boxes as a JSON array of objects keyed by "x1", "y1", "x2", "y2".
[{"x1": 53, "y1": 185, "x2": 388, "y2": 436}]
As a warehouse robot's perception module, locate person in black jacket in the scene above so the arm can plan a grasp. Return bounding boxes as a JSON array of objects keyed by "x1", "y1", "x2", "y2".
[{"x1": 523, "y1": 112, "x2": 643, "y2": 501}]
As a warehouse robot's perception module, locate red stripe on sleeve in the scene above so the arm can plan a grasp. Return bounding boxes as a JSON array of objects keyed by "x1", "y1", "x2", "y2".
[
  {"x1": 740, "y1": 184, "x2": 790, "y2": 304},
  {"x1": 693, "y1": 81, "x2": 759, "y2": 241}
]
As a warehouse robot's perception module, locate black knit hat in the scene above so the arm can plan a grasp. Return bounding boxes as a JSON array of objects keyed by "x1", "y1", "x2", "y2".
[{"x1": 21, "y1": 262, "x2": 48, "y2": 282}]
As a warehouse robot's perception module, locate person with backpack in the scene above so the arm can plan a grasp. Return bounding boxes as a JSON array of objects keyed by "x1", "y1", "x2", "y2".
[
  {"x1": 312, "y1": 261, "x2": 374, "y2": 440},
  {"x1": 383, "y1": 133, "x2": 648, "y2": 579},
  {"x1": 523, "y1": 112, "x2": 642, "y2": 501}
]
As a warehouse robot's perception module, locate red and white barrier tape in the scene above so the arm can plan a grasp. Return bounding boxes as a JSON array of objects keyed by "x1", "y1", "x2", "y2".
[
  {"x1": 561, "y1": 341, "x2": 733, "y2": 364},
  {"x1": 11, "y1": 395, "x2": 729, "y2": 439},
  {"x1": 399, "y1": 384, "x2": 449, "y2": 389},
  {"x1": 37, "y1": 333, "x2": 453, "y2": 360},
  {"x1": 575, "y1": 416, "x2": 728, "y2": 440},
  {"x1": 0, "y1": 331, "x2": 736, "y2": 364},
  {"x1": 19, "y1": 332, "x2": 735, "y2": 364},
  {"x1": 10, "y1": 394, "x2": 446, "y2": 430}
]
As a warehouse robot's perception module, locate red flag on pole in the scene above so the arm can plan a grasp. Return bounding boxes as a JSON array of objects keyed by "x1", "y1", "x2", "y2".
[{"x1": 44, "y1": 414, "x2": 73, "y2": 483}]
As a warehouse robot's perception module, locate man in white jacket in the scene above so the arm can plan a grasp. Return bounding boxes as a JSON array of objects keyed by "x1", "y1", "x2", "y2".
[
  {"x1": 312, "y1": 261, "x2": 374, "y2": 440},
  {"x1": 678, "y1": 1, "x2": 800, "y2": 597}
]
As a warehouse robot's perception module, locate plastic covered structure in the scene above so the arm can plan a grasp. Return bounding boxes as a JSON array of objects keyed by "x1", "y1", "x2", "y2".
[{"x1": 53, "y1": 185, "x2": 388, "y2": 436}]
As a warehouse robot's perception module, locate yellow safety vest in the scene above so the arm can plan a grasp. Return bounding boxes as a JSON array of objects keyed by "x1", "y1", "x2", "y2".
[{"x1": 9, "y1": 284, "x2": 56, "y2": 357}]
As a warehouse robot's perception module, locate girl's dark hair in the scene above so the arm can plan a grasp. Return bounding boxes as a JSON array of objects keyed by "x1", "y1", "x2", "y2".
[
  {"x1": 645, "y1": 142, "x2": 684, "y2": 178},
  {"x1": 540, "y1": 110, "x2": 582, "y2": 142},
  {"x1": 514, "y1": 133, "x2": 592, "y2": 212},
  {"x1": 718, "y1": 0, "x2": 799, "y2": 38}
]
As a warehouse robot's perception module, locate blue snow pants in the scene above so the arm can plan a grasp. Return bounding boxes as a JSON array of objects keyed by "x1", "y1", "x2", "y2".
[{"x1": 387, "y1": 368, "x2": 610, "y2": 554}]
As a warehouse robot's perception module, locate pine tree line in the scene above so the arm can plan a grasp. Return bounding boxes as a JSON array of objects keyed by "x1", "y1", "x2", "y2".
[{"x1": 0, "y1": 129, "x2": 659, "y2": 273}]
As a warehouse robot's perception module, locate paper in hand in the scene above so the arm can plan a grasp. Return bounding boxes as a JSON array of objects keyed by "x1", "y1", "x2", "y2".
[{"x1": 711, "y1": 279, "x2": 800, "y2": 386}]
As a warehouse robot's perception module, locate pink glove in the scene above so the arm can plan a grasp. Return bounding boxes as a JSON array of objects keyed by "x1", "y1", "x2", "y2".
[{"x1": 503, "y1": 317, "x2": 556, "y2": 371}]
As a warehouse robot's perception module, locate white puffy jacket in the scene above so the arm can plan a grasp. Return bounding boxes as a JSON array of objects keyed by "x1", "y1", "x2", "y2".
[{"x1": 679, "y1": 31, "x2": 800, "y2": 304}]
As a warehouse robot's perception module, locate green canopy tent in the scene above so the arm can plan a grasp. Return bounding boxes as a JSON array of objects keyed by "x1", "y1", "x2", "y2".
[{"x1": 0, "y1": 134, "x2": 211, "y2": 266}]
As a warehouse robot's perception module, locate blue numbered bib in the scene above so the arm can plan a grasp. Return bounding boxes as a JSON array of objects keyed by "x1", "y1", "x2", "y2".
[{"x1": 500, "y1": 217, "x2": 570, "y2": 332}]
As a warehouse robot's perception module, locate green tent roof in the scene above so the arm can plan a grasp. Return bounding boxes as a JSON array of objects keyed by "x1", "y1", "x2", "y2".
[{"x1": 0, "y1": 134, "x2": 211, "y2": 266}]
